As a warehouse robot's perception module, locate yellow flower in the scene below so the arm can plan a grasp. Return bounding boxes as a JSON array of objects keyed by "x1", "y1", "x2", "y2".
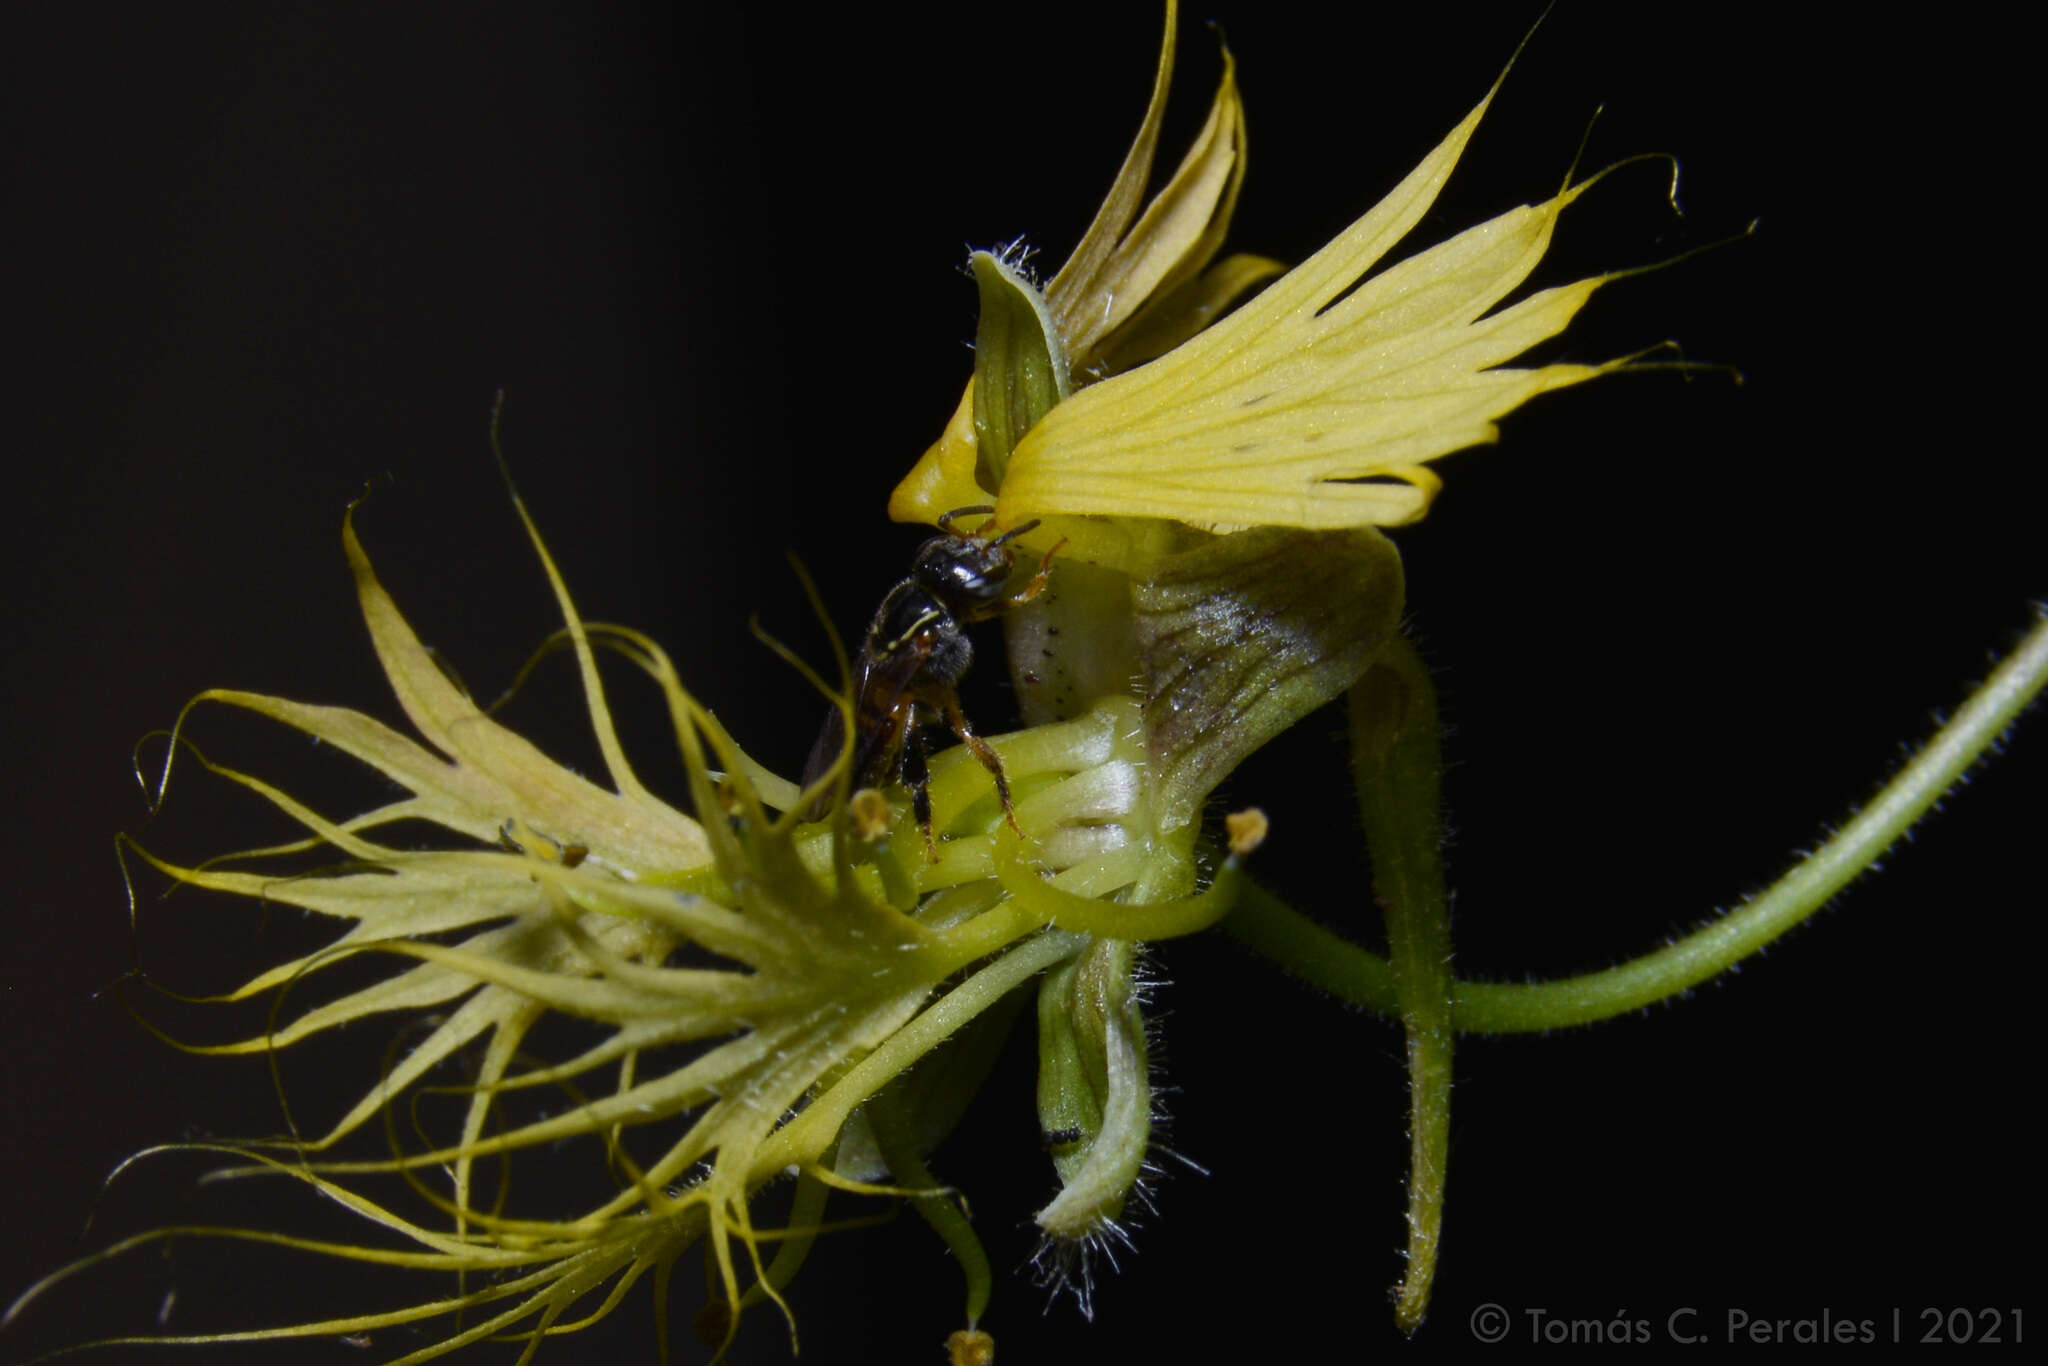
[
  {"x1": 888, "y1": 0, "x2": 1283, "y2": 547},
  {"x1": 41, "y1": 502, "x2": 956, "y2": 1357},
  {"x1": 11, "y1": 9, "x2": 1766, "y2": 1363},
  {"x1": 891, "y1": 6, "x2": 1640, "y2": 571},
  {"x1": 9, "y1": 484, "x2": 1237, "y2": 1360}
]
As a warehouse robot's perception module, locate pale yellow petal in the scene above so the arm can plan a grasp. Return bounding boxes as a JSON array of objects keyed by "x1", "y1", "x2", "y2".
[
  {"x1": 998, "y1": 77, "x2": 1629, "y2": 548},
  {"x1": 1093, "y1": 250, "x2": 1286, "y2": 376},
  {"x1": 887, "y1": 382, "x2": 988, "y2": 526},
  {"x1": 1052, "y1": 41, "x2": 1247, "y2": 365},
  {"x1": 1045, "y1": 0, "x2": 1178, "y2": 351},
  {"x1": 892, "y1": 4, "x2": 1256, "y2": 531},
  {"x1": 335, "y1": 510, "x2": 710, "y2": 874}
]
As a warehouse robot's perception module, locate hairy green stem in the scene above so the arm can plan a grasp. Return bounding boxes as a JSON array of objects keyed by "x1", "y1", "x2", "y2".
[
  {"x1": 1452, "y1": 611, "x2": 2048, "y2": 1032},
  {"x1": 1220, "y1": 878, "x2": 1398, "y2": 1008},
  {"x1": 1349, "y1": 639, "x2": 1453, "y2": 1331},
  {"x1": 1232, "y1": 613, "x2": 2048, "y2": 1035}
]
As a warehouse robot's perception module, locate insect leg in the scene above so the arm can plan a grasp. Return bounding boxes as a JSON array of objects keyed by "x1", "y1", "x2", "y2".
[
  {"x1": 901, "y1": 717, "x2": 938, "y2": 863},
  {"x1": 931, "y1": 686, "x2": 1023, "y2": 837},
  {"x1": 1006, "y1": 535, "x2": 1066, "y2": 609}
]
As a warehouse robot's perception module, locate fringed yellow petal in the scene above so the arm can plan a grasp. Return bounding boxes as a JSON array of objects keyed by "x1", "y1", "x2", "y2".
[
  {"x1": 996, "y1": 71, "x2": 1630, "y2": 546},
  {"x1": 1092, "y1": 249, "x2": 1287, "y2": 376},
  {"x1": 886, "y1": 379, "x2": 988, "y2": 531},
  {"x1": 319, "y1": 988, "x2": 533, "y2": 1148},
  {"x1": 1049, "y1": 27, "x2": 1248, "y2": 366},
  {"x1": 339, "y1": 507, "x2": 711, "y2": 876},
  {"x1": 36, "y1": 484, "x2": 1223, "y2": 1359},
  {"x1": 1043, "y1": 0, "x2": 1179, "y2": 356},
  {"x1": 891, "y1": 2, "x2": 1255, "y2": 531}
]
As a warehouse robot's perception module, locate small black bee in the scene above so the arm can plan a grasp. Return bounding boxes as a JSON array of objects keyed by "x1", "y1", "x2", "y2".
[{"x1": 802, "y1": 505, "x2": 1060, "y2": 858}]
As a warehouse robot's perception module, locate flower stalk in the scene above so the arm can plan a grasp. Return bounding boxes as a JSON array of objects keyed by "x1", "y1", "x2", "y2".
[{"x1": 1350, "y1": 638, "x2": 1454, "y2": 1332}]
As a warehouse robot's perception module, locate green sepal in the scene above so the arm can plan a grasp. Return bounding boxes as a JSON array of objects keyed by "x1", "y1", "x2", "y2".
[
  {"x1": 1033, "y1": 938, "x2": 1151, "y2": 1239},
  {"x1": 1134, "y1": 525, "x2": 1405, "y2": 827},
  {"x1": 970, "y1": 251, "x2": 1070, "y2": 494}
]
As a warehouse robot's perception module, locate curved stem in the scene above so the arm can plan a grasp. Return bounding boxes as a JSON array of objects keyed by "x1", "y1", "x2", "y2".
[
  {"x1": 1230, "y1": 613, "x2": 2048, "y2": 1035},
  {"x1": 1349, "y1": 640, "x2": 1453, "y2": 1331},
  {"x1": 1219, "y1": 878, "x2": 1397, "y2": 1010},
  {"x1": 1453, "y1": 611, "x2": 2048, "y2": 1033}
]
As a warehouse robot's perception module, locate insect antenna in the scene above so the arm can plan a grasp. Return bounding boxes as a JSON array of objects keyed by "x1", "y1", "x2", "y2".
[
  {"x1": 935, "y1": 504, "x2": 997, "y2": 533},
  {"x1": 988, "y1": 518, "x2": 1042, "y2": 548}
]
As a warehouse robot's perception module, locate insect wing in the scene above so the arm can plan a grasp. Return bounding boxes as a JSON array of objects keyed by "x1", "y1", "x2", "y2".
[
  {"x1": 844, "y1": 631, "x2": 936, "y2": 787},
  {"x1": 799, "y1": 705, "x2": 849, "y2": 816},
  {"x1": 798, "y1": 629, "x2": 935, "y2": 818}
]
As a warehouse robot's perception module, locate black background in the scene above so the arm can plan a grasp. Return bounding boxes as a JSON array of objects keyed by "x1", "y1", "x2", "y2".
[{"x1": 4, "y1": 4, "x2": 2039, "y2": 1363}]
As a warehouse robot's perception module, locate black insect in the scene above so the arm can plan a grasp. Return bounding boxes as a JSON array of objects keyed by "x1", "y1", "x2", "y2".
[{"x1": 802, "y1": 505, "x2": 1060, "y2": 858}]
